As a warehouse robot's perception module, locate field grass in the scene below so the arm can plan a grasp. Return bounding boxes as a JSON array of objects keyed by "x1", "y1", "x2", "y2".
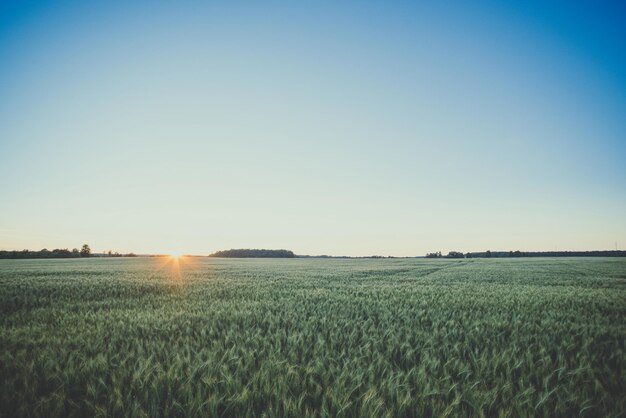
[{"x1": 0, "y1": 257, "x2": 624, "y2": 417}]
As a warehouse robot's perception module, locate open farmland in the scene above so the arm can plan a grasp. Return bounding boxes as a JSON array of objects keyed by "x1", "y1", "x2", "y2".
[{"x1": 0, "y1": 257, "x2": 624, "y2": 417}]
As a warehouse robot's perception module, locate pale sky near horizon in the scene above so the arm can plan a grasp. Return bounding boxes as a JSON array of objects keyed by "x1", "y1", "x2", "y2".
[{"x1": 1, "y1": 0, "x2": 625, "y2": 256}]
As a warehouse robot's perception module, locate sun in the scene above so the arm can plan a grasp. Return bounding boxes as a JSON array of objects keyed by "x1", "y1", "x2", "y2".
[{"x1": 169, "y1": 251, "x2": 183, "y2": 259}]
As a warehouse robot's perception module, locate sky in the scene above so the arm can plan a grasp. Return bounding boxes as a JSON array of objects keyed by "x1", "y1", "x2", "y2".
[{"x1": 0, "y1": 0, "x2": 625, "y2": 256}]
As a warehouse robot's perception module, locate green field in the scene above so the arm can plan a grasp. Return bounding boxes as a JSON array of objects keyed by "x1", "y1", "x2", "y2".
[{"x1": 1, "y1": 257, "x2": 624, "y2": 417}]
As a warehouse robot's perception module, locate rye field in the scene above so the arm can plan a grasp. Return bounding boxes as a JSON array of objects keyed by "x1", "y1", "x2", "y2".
[{"x1": 0, "y1": 257, "x2": 624, "y2": 417}]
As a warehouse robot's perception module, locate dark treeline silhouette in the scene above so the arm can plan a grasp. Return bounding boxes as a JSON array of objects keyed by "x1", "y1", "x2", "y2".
[
  {"x1": 468, "y1": 250, "x2": 626, "y2": 258},
  {"x1": 446, "y1": 251, "x2": 465, "y2": 258},
  {"x1": 209, "y1": 249, "x2": 296, "y2": 258},
  {"x1": 426, "y1": 252, "x2": 442, "y2": 258},
  {"x1": 426, "y1": 250, "x2": 626, "y2": 258},
  {"x1": 0, "y1": 244, "x2": 92, "y2": 259},
  {"x1": 426, "y1": 251, "x2": 463, "y2": 258},
  {"x1": 0, "y1": 244, "x2": 138, "y2": 259},
  {"x1": 105, "y1": 250, "x2": 137, "y2": 257}
]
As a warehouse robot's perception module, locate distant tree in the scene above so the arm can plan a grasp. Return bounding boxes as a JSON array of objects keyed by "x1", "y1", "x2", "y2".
[
  {"x1": 485, "y1": 250, "x2": 492, "y2": 258},
  {"x1": 465, "y1": 252, "x2": 472, "y2": 258},
  {"x1": 72, "y1": 248, "x2": 80, "y2": 257},
  {"x1": 425, "y1": 251, "x2": 442, "y2": 258},
  {"x1": 80, "y1": 244, "x2": 91, "y2": 257}
]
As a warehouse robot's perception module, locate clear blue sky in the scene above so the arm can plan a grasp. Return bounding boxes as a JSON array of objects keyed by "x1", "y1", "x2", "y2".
[{"x1": 1, "y1": 0, "x2": 625, "y2": 256}]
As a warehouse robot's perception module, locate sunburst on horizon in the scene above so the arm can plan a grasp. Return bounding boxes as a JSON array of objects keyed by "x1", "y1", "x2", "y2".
[{"x1": 169, "y1": 251, "x2": 183, "y2": 260}]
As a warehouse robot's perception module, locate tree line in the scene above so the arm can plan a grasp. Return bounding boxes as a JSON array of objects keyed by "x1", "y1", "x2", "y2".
[
  {"x1": 426, "y1": 250, "x2": 626, "y2": 258},
  {"x1": 425, "y1": 251, "x2": 465, "y2": 258},
  {"x1": 0, "y1": 244, "x2": 92, "y2": 259},
  {"x1": 208, "y1": 249, "x2": 296, "y2": 258},
  {"x1": 0, "y1": 245, "x2": 140, "y2": 259}
]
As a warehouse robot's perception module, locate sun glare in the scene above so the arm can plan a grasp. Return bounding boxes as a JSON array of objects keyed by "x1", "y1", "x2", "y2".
[{"x1": 169, "y1": 251, "x2": 183, "y2": 259}]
